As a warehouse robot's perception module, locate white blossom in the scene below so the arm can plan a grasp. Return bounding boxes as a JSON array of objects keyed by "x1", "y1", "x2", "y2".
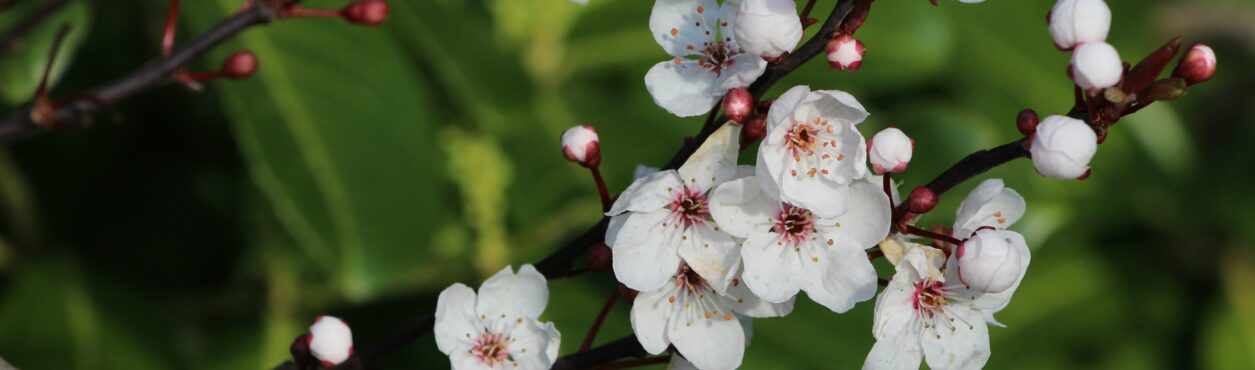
[
  {"x1": 606, "y1": 124, "x2": 742, "y2": 294},
  {"x1": 434, "y1": 265, "x2": 561, "y2": 370},
  {"x1": 957, "y1": 229, "x2": 1024, "y2": 294},
  {"x1": 561, "y1": 125, "x2": 600, "y2": 167},
  {"x1": 1048, "y1": 0, "x2": 1111, "y2": 50},
  {"x1": 1070, "y1": 41, "x2": 1122, "y2": 92},
  {"x1": 868, "y1": 127, "x2": 913, "y2": 174},
  {"x1": 732, "y1": 0, "x2": 803, "y2": 59},
  {"x1": 824, "y1": 34, "x2": 865, "y2": 71},
  {"x1": 309, "y1": 316, "x2": 353, "y2": 367},
  {"x1": 951, "y1": 178, "x2": 1032, "y2": 319},
  {"x1": 756, "y1": 85, "x2": 871, "y2": 219},
  {"x1": 1029, "y1": 115, "x2": 1098, "y2": 180},
  {"x1": 647, "y1": 0, "x2": 768, "y2": 117},
  {"x1": 709, "y1": 174, "x2": 889, "y2": 312}
]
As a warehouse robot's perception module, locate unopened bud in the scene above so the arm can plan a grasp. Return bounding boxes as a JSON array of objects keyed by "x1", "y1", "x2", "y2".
[
  {"x1": 561, "y1": 125, "x2": 601, "y2": 168},
  {"x1": 743, "y1": 115, "x2": 767, "y2": 143},
  {"x1": 957, "y1": 229, "x2": 1024, "y2": 293},
  {"x1": 1145, "y1": 78, "x2": 1187, "y2": 102},
  {"x1": 290, "y1": 333, "x2": 315, "y2": 367},
  {"x1": 220, "y1": 51, "x2": 258, "y2": 80},
  {"x1": 907, "y1": 187, "x2": 937, "y2": 214},
  {"x1": 722, "y1": 88, "x2": 754, "y2": 123},
  {"x1": 1174, "y1": 43, "x2": 1216, "y2": 85},
  {"x1": 586, "y1": 243, "x2": 612, "y2": 272},
  {"x1": 309, "y1": 316, "x2": 354, "y2": 367},
  {"x1": 1016, "y1": 109, "x2": 1039, "y2": 137},
  {"x1": 343, "y1": 0, "x2": 389, "y2": 26},
  {"x1": 825, "y1": 34, "x2": 864, "y2": 71},
  {"x1": 1070, "y1": 41, "x2": 1122, "y2": 92},
  {"x1": 1048, "y1": 0, "x2": 1111, "y2": 50},
  {"x1": 1030, "y1": 115, "x2": 1097, "y2": 180},
  {"x1": 733, "y1": 0, "x2": 803, "y2": 59},
  {"x1": 868, "y1": 127, "x2": 913, "y2": 174}
]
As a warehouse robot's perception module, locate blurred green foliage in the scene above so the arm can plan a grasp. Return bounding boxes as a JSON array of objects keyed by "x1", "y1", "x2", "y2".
[{"x1": 0, "y1": 0, "x2": 1252, "y2": 369}]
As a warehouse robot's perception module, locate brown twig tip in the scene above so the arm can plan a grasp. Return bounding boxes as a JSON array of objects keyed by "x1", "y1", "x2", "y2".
[{"x1": 281, "y1": 0, "x2": 389, "y2": 26}]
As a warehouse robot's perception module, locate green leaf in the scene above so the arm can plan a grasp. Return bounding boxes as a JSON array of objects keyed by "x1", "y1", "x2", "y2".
[
  {"x1": 181, "y1": 1, "x2": 456, "y2": 300},
  {"x1": 0, "y1": 0, "x2": 92, "y2": 104}
]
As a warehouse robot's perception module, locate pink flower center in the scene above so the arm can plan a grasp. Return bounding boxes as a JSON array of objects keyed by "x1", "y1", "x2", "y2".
[
  {"x1": 698, "y1": 41, "x2": 740, "y2": 75},
  {"x1": 912, "y1": 280, "x2": 949, "y2": 318},
  {"x1": 669, "y1": 186, "x2": 710, "y2": 229},
  {"x1": 472, "y1": 332, "x2": 511, "y2": 366},
  {"x1": 783, "y1": 118, "x2": 842, "y2": 178},
  {"x1": 772, "y1": 205, "x2": 815, "y2": 244}
]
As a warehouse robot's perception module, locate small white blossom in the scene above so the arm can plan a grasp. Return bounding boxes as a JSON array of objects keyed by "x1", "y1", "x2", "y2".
[
  {"x1": 957, "y1": 229, "x2": 1024, "y2": 294},
  {"x1": 732, "y1": 0, "x2": 803, "y2": 59},
  {"x1": 952, "y1": 178, "x2": 1031, "y2": 317},
  {"x1": 606, "y1": 124, "x2": 743, "y2": 294},
  {"x1": 756, "y1": 85, "x2": 871, "y2": 219},
  {"x1": 709, "y1": 175, "x2": 889, "y2": 312},
  {"x1": 647, "y1": 0, "x2": 768, "y2": 117},
  {"x1": 825, "y1": 34, "x2": 865, "y2": 71},
  {"x1": 561, "y1": 125, "x2": 600, "y2": 167},
  {"x1": 1070, "y1": 41, "x2": 1122, "y2": 92},
  {"x1": 309, "y1": 316, "x2": 353, "y2": 367},
  {"x1": 1030, "y1": 115, "x2": 1098, "y2": 180},
  {"x1": 1048, "y1": 0, "x2": 1111, "y2": 50},
  {"x1": 868, "y1": 127, "x2": 913, "y2": 174},
  {"x1": 434, "y1": 265, "x2": 561, "y2": 370},
  {"x1": 632, "y1": 265, "x2": 792, "y2": 370}
]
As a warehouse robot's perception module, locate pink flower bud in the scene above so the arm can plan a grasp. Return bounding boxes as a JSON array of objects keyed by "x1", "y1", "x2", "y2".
[
  {"x1": 1174, "y1": 43, "x2": 1216, "y2": 85},
  {"x1": 561, "y1": 125, "x2": 601, "y2": 168},
  {"x1": 958, "y1": 229, "x2": 1024, "y2": 293},
  {"x1": 309, "y1": 316, "x2": 354, "y2": 367},
  {"x1": 1016, "y1": 109, "x2": 1039, "y2": 137},
  {"x1": 1070, "y1": 41, "x2": 1122, "y2": 92},
  {"x1": 907, "y1": 187, "x2": 937, "y2": 214},
  {"x1": 343, "y1": 0, "x2": 389, "y2": 26},
  {"x1": 220, "y1": 51, "x2": 258, "y2": 80},
  {"x1": 733, "y1": 0, "x2": 804, "y2": 59},
  {"x1": 1048, "y1": 0, "x2": 1110, "y2": 50},
  {"x1": 586, "y1": 242, "x2": 612, "y2": 272},
  {"x1": 868, "y1": 127, "x2": 913, "y2": 174},
  {"x1": 825, "y1": 34, "x2": 864, "y2": 71},
  {"x1": 1030, "y1": 115, "x2": 1097, "y2": 179},
  {"x1": 722, "y1": 88, "x2": 754, "y2": 123}
]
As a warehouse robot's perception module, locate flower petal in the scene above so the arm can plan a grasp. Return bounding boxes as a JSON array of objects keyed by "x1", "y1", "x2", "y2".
[
  {"x1": 678, "y1": 224, "x2": 742, "y2": 294},
  {"x1": 921, "y1": 304, "x2": 991, "y2": 370},
  {"x1": 740, "y1": 232, "x2": 804, "y2": 303},
  {"x1": 765, "y1": 85, "x2": 811, "y2": 134},
  {"x1": 650, "y1": 0, "x2": 720, "y2": 57},
  {"x1": 434, "y1": 283, "x2": 479, "y2": 355},
  {"x1": 801, "y1": 234, "x2": 878, "y2": 313},
  {"x1": 504, "y1": 319, "x2": 562, "y2": 370},
  {"x1": 678, "y1": 122, "x2": 741, "y2": 192},
  {"x1": 949, "y1": 231, "x2": 1031, "y2": 326},
  {"x1": 630, "y1": 285, "x2": 677, "y2": 354},
  {"x1": 607, "y1": 170, "x2": 682, "y2": 216},
  {"x1": 724, "y1": 268, "x2": 795, "y2": 318},
  {"x1": 953, "y1": 178, "x2": 1026, "y2": 238},
  {"x1": 645, "y1": 59, "x2": 719, "y2": 118},
  {"x1": 668, "y1": 301, "x2": 746, "y2": 370},
  {"x1": 863, "y1": 330, "x2": 923, "y2": 370},
  {"x1": 449, "y1": 348, "x2": 493, "y2": 370},
  {"x1": 714, "y1": 54, "x2": 767, "y2": 92},
  {"x1": 476, "y1": 264, "x2": 549, "y2": 320},
  {"x1": 610, "y1": 210, "x2": 684, "y2": 292},
  {"x1": 821, "y1": 178, "x2": 891, "y2": 248},
  {"x1": 709, "y1": 176, "x2": 777, "y2": 239}
]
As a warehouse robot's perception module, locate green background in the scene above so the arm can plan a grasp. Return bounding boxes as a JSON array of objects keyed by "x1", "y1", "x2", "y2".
[{"x1": 0, "y1": 0, "x2": 1252, "y2": 368}]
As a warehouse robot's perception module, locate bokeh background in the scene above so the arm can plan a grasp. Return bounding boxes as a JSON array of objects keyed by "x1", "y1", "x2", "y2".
[{"x1": 0, "y1": 0, "x2": 1252, "y2": 368}]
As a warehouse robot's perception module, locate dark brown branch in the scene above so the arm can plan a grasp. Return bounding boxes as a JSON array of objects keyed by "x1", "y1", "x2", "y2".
[
  {"x1": 551, "y1": 335, "x2": 649, "y2": 370},
  {"x1": 0, "y1": 0, "x2": 70, "y2": 54},
  {"x1": 0, "y1": 0, "x2": 284, "y2": 143}
]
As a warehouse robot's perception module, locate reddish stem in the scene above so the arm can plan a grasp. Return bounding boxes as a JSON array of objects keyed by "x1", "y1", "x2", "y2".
[
  {"x1": 867, "y1": 249, "x2": 884, "y2": 260},
  {"x1": 176, "y1": 71, "x2": 221, "y2": 82},
  {"x1": 901, "y1": 224, "x2": 962, "y2": 252},
  {"x1": 581, "y1": 289, "x2": 621, "y2": 352},
  {"x1": 590, "y1": 166, "x2": 612, "y2": 212},
  {"x1": 162, "y1": 0, "x2": 181, "y2": 57},
  {"x1": 282, "y1": 6, "x2": 342, "y2": 18},
  {"x1": 799, "y1": 0, "x2": 818, "y2": 22},
  {"x1": 596, "y1": 356, "x2": 671, "y2": 370}
]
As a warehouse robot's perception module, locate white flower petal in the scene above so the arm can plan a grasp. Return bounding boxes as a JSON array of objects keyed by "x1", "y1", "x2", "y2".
[
  {"x1": 823, "y1": 179, "x2": 892, "y2": 248},
  {"x1": 434, "y1": 284, "x2": 480, "y2": 355},
  {"x1": 953, "y1": 178, "x2": 1026, "y2": 238},
  {"x1": 506, "y1": 319, "x2": 562, "y2": 370},
  {"x1": 475, "y1": 265, "x2": 549, "y2": 321},
  {"x1": 668, "y1": 355, "x2": 700, "y2": 370},
  {"x1": 710, "y1": 176, "x2": 777, "y2": 239},
  {"x1": 863, "y1": 330, "x2": 923, "y2": 370},
  {"x1": 607, "y1": 170, "x2": 682, "y2": 216},
  {"x1": 678, "y1": 122, "x2": 741, "y2": 191},
  {"x1": 725, "y1": 271, "x2": 795, "y2": 318},
  {"x1": 810, "y1": 89, "x2": 870, "y2": 126},
  {"x1": 949, "y1": 231, "x2": 1031, "y2": 326},
  {"x1": 739, "y1": 232, "x2": 804, "y2": 303},
  {"x1": 610, "y1": 210, "x2": 684, "y2": 292},
  {"x1": 630, "y1": 286, "x2": 676, "y2": 354},
  {"x1": 646, "y1": 60, "x2": 720, "y2": 118},
  {"x1": 650, "y1": 0, "x2": 720, "y2": 57},
  {"x1": 871, "y1": 265, "x2": 919, "y2": 340},
  {"x1": 921, "y1": 304, "x2": 990, "y2": 370},
  {"x1": 678, "y1": 224, "x2": 742, "y2": 294},
  {"x1": 801, "y1": 234, "x2": 878, "y2": 313},
  {"x1": 714, "y1": 54, "x2": 768, "y2": 92},
  {"x1": 668, "y1": 303, "x2": 746, "y2": 370},
  {"x1": 449, "y1": 349, "x2": 493, "y2": 370},
  {"x1": 766, "y1": 85, "x2": 812, "y2": 133}
]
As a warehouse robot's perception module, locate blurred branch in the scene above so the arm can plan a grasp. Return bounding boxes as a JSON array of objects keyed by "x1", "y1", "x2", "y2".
[
  {"x1": 0, "y1": 0, "x2": 289, "y2": 144},
  {"x1": 0, "y1": 0, "x2": 70, "y2": 54}
]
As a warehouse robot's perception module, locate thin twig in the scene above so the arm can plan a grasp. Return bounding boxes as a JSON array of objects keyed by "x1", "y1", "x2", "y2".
[{"x1": 0, "y1": 0, "x2": 71, "y2": 54}]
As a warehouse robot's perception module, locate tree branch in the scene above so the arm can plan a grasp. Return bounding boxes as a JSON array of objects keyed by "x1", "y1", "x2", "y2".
[{"x1": 0, "y1": 0, "x2": 286, "y2": 144}]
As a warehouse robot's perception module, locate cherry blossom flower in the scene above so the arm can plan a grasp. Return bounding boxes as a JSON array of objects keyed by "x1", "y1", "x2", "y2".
[
  {"x1": 709, "y1": 174, "x2": 889, "y2": 312},
  {"x1": 1070, "y1": 41, "x2": 1123, "y2": 92},
  {"x1": 732, "y1": 0, "x2": 803, "y2": 59},
  {"x1": 308, "y1": 316, "x2": 354, "y2": 367},
  {"x1": 646, "y1": 0, "x2": 768, "y2": 117},
  {"x1": 561, "y1": 125, "x2": 601, "y2": 167},
  {"x1": 951, "y1": 178, "x2": 1031, "y2": 310},
  {"x1": 434, "y1": 265, "x2": 561, "y2": 370},
  {"x1": 868, "y1": 127, "x2": 913, "y2": 174},
  {"x1": 606, "y1": 123, "x2": 743, "y2": 294},
  {"x1": 632, "y1": 264, "x2": 792, "y2": 370},
  {"x1": 825, "y1": 34, "x2": 865, "y2": 71},
  {"x1": 756, "y1": 85, "x2": 871, "y2": 218},
  {"x1": 1029, "y1": 115, "x2": 1098, "y2": 180},
  {"x1": 1048, "y1": 0, "x2": 1111, "y2": 50}
]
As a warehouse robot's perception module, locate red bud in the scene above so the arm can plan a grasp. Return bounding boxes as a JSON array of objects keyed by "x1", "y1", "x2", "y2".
[
  {"x1": 343, "y1": 0, "x2": 389, "y2": 26},
  {"x1": 907, "y1": 187, "x2": 938, "y2": 214},
  {"x1": 220, "y1": 51, "x2": 258, "y2": 80},
  {"x1": 722, "y1": 88, "x2": 753, "y2": 123}
]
